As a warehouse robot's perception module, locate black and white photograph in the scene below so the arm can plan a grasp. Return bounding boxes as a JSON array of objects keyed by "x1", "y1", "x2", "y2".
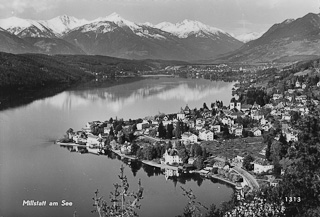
[{"x1": 0, "y1": 0, "x2": 320, "y2": 216}]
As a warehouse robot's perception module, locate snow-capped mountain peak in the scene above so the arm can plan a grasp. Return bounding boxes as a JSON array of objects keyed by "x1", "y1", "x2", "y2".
[
  {"x1": 0, "y1": 16, "x2": 55, "y2": 37},
  {"x1": 0, "y1": 17, "x2": 33, "y2": 33},
  {"x1": 93, "y1": 12, "x2": 140, "y2": 32},
  {"x1": 140, "y1": 22, "x2": 154, "y2": 27},
  {"x1": 156, "y1": 19, "x2": 225, "y2": 38},
  {"x1": 45, "y1": 15, "x2": 88, "y2": 35},
  {"x1": 235, "y1": 32, "x2": 263, "y2": 43},
  {"x1": 155, "y1": 22, "x2": 175, "y2": 30}
]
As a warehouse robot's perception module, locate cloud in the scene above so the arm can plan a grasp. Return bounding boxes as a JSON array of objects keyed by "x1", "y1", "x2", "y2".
[{"x1": 0, "y1": 0, "x2": 72, "y2": 14}]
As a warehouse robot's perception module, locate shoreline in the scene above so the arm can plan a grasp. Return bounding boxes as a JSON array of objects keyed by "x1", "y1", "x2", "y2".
[
  {"x1": 57, "y1": 141, "x2": 242, "y2": 189},
  {"x1": 210, "y1": 175, "x2": 238, "y2": 187},
  {"x1": 109, "y1": 148, "x2": 242, "y2": 188},
  {"x1": 110, "y1": 149, "x2": 181, "y2": 171}
]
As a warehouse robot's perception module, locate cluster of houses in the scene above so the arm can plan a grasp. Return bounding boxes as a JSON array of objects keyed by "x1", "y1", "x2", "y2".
[{"x1": 65, "y1": 77, "x2": 320, "y2": 181}]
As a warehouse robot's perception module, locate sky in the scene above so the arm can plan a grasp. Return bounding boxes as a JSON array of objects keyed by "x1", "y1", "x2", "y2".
[{"x1": 0, "y1": 0, "x2": 318, "y2": 36}]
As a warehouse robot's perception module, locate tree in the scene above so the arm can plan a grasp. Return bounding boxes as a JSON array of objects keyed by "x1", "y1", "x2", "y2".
[
  {"x1": 165, "y1": 141, "x2": 173, "y2": 150},
  {"x1": 117, "y1": 131, "x2": 125, "y2": 144},
  {"x1": 271, "y1": 140, "x2": 281, "y2": 164},
  {"x1": 166, "y1": 123, "x2": 174, "y2": 139},
  {"x1": 194, "y1": 144, "x2": 202, "y2": 157},
  {"x1": 175, "y1": 121, "x2": 182, "y2": 139},
  {"x1": 66, "y1": 128, "x2": 74, "y2": 140},
  {"x1": 222, "y1": 124, "x2": 231, "y2": 139},
  {"x1": 114, "y1": 124, "x2": 123, "y2": 135},
  {"x1": 279, "y1": 107, "x2": 320, "y2": 216},
  {"x1": 210, "y1": 102, "x2": 215, "y2": 109},
  {"x1": 158, "y1": 121, "x2": 166, "y2": 138},
  {"x1": 176, "y1": 142, "x2": 189, "y2": 164},
  {"x1": 154, "y1": 143, "x2": 162, "y2": 159},
  {"x1": 128, "y1": 132, "x2": 135, "y2": 143},
  {"x1": 136, "y1": 148, "x2": 144, "y2": 160},
  {"x1": 109, "y1": 127, "x2": 115, "y2": 137},
  {"x1": 279, "y1": 133, "x2": 289, "y2": 159},
  {"x1": 92, "y1": 165, "x2": 143, "y2": 217},
  {"x1": 243, "y1": 154, "x2": 254, "y2": 171},
  {"x1": 202, "y1": 148, "x2": 208, "y2": 160},
  {"x1": 193, "y1": 157, "x2": 204, "y2": 170},
  {"x1": 263, "y1": 132, "x2": 274, "y2": 161},
  {"x1": 130, "y1": 142, "x2": 139, "y2": 155},
  {"x1": 143, "y1": 146, "x2": 155, "y2": 160},
  {"x1": 203, "y1": 103, "x2": 208, "y2": 110},
  {"x1": 109, "y1": 117, "x2": 113, "y2": 123}
]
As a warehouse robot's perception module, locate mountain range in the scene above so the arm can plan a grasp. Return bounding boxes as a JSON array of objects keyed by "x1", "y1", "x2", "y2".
[
  {"x1": 217, "y1": 13, "x2": 320, "y2": 63},
  {"x1": 0, "y1": 12, "x2": 319, "y2": 62},
  {"x1": 0, "y1": 13, "x2": 243, "y2": 60}
]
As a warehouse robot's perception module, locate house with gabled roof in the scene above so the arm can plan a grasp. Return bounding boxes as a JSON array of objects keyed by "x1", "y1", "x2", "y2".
[
  {"x1": 184, "y1": 105, "x2": 191, "y2": 115},
  {"x1": 229, "y1": 124, "x2": 243, "y2": 136},
  {"x1": 251, "y1": 110, "x2": 264, "y2": 120},
  {"x1": 250, "y1": 128, "x2": 262, "y2": 137},
  {"x1": 284, "y1": 130, "x2": 299, "y2": 142},
  {"x1": 199, "y1": 129, "x2": 214, "y2": 141},
  {"x1": 181, "y1": 132, "x2": 198, "y2": 143},
  {"x1": 86, "y1": 133, "x2": 102, "y2": 146},
  {"x1": 163, "y1": 149, "x2": 182, "y2": 165},
  {"x1": 221, "y1": 116, "x2": 234, "y2": 126},
  {"x1": 252, "y1": 158, "x2": 274, "y2": 174}
]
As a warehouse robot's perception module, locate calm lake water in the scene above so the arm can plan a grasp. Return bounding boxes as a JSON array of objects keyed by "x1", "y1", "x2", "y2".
[{"x1": 0, "y1": 77, "x2": 235, "y2": 217}]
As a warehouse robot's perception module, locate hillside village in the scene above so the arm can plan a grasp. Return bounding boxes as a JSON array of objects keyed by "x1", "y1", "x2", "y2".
[{"x1": 62, "y1": 59, "x2": 320, "y2": 193}]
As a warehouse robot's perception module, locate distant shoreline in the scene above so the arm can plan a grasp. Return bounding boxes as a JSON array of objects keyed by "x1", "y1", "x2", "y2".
[{"x1": 140, "y1": 74, "x2": 174, "y2": 77}]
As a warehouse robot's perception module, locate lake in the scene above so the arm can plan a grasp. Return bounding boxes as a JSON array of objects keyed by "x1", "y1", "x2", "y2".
[{"x1": 0, "y1": 77, "x2": 235, "y2": 217}]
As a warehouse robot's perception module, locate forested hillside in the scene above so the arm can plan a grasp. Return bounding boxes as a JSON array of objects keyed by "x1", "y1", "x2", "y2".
[{"x1": 0, "y1": 52, "x2": 186, "y2": 89}]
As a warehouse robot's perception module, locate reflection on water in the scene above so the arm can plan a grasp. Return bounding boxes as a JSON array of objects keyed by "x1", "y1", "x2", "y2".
[
  {"x1": 0, "y1": 77, "x2": 235, "y2": 217},
  {"x1": 34, "y1": 78, "x2": 234, "y2": 119}
]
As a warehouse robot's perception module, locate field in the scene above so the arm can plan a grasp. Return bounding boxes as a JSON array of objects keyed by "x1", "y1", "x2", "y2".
[{"x1": 201, "y1": 136, "x2": 265, "y2": 160}]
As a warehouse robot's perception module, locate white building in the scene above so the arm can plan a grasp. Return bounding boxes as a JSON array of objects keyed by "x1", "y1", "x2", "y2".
[
  {"x1": 137, "y1": 121, "x2": 149, "y2": 130},
  {"x1": 251, "y1": 128, "x2": 262, "y2": 137},
  {"x1": 177, "y1": 112, "x2": 185, "y2": 120},
  {"x1": 285, "y1": 131, "x2": 299, "y2": 142},
  {"x1": 230, "y1": 102, "x2": 235, "y2": 110},
  {"x1": 252, "y1": 159, "x2": 274, "y2": 174},
  {"x1": 86, "y1": 133, "x2": 101, "y2": 146},
  {"x1": 221, "y1": 117, "x2": 234, "y2": 126},
  {"x1": 212, "y1": 125, "x2": 221, "y2": 133},
  {"x1": 229, "y1": 124, "x2": 243, "y2": 136},
  {"x1": 199, "y1": 129, "x2": 214, "y2": 141},
  {"x1": 163, "y1": 149, "x2": 182, "y2": 165},
  {"x1": 181, "y1": 132, "x2": 198, "y2": 143},
  {"x1": 236, "y1": 102, "x2": 241, "y2": 111}
]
